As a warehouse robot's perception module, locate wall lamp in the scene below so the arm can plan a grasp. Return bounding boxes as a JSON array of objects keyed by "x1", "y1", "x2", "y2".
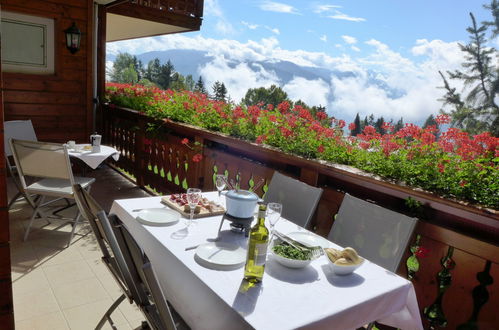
[{"x1": 65, "y1": 22, "x2": 81, "y2": 54}]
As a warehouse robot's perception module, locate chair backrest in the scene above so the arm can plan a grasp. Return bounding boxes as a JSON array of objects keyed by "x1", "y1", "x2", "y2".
[
  {"x1": 115, "y1": 216, "x2": 177, "y2": 330},
  {"x1": 263, "y1": 171, "x2": 323, "y2": 228},
  {"x1": 72, "y1": 184, "x2": 133, "y2": 299},
  {"x1": 327, "y1": 194, "x2": 418, "y2": 272},
  {"x1": 4, "y1": 120, "x2": 37, "y2": 157},
  {"x1": 9, "y1": 139, "x2": 74, "y2": 189}
]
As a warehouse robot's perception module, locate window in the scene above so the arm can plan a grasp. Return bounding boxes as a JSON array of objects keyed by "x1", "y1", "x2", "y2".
[{"x1": 1, "y1": 11, "x2": 55, "y2": 74}]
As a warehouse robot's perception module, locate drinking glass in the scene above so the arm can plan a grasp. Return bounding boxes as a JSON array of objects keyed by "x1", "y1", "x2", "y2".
[
  {"x1": 267, "y1": 202, "x2": 282, "y2": 233},
  {"x1": 187, "y1": 188, "x2": 202, "y2": 227},
  {"x1": 215, "y1": 174, "x2": 227, "y2": 203}
]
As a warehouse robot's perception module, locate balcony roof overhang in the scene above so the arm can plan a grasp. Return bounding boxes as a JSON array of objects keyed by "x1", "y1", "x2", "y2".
[{"x1": 96, "y1": 0, "x2": 203, "y2": 42}]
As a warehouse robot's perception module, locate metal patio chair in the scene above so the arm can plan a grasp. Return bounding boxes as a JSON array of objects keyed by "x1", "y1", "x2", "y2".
[
  {"x1": 264, "y1": 171, "x2": 323, "y2": 229},
  {"x1": 73, "y1": 184, "x2": 186, "y2": 330},
  {"x1": 4, "y1": 120, "x2": 38, "y2": 209},
  {"x1": 327, "y1": 193, "x2": 418, "y2": 273},
  {"x1": 9, "y1": 139, "x2": 95, "y2": 247}
]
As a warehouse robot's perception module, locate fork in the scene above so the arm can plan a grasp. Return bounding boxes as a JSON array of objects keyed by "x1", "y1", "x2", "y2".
[{"x1": 273, "y1": 231, "x2": 324, "y2": 259}]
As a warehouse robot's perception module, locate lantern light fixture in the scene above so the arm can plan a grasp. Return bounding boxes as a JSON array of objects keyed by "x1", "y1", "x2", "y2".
[{"x1": 64, "y1": 22, "x2": 81, "y2": 54}]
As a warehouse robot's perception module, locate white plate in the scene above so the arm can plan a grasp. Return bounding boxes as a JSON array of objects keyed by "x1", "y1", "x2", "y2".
[
  {"x1": 287, "y1": 231, "x2": 331, "y2": 248},
  {"x1": 136, "y1": 208, "x2": 180, "y2": 226},
  {"x1": 195, "y1": 242, "x2": 246, "y2": 270}
]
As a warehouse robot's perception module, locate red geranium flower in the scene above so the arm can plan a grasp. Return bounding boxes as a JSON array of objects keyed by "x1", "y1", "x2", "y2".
[
  {"x1": 192, "y1": 153, "x2": 203, "y2": 163},
  {"x1": 181, "y1": 138, "x2": 189, "y2": 145}
]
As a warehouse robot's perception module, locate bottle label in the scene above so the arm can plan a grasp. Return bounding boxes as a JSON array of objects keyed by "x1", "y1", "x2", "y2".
[{"x1": 254, "y1": 243, "x2": 268, "y2": 266}]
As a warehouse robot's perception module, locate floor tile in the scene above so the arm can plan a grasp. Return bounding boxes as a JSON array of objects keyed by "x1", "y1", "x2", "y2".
[
  {"x1": 62, "y1": 298, "x2": 128, "y2": 330},
  {"x1": 53, "y1": 277, "x2": 110, "y2": 310},
  {"x1": 43, "y1": 259, "x2": 95, "y2": 286},
  {"x1": 13, "y1": 287, "x2": 60, "y2": 321},
  {"x1": 12, "y1": 267, "x2": 51, "y2": 297},
  {"x1": 32, "y1": 242, "x2": 84, "y2": 267},
  {"x1": 15, "y1": 311, "x2": 69, "y2": 330}
]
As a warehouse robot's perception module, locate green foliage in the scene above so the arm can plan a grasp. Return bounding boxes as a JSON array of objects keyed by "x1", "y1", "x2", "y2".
[
  {"x1": 242, "y1": 84, "x2": 290, "y2": 107},
  {"x1": 106, "y1": 83, "x2": 499, "y2": 209},
  {"x1": 440, "y1": 2, "x2": 499, "y2": 136}
]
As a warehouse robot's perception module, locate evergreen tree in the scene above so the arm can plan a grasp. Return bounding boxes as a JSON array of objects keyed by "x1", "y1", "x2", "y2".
[
  {"x1": 185, "y1": 75, "x2": 195, "y2": 91},
  {"x1": 145, "y1": 58, "x2": 162, "y2": 85},
  {"x1": 440, "y1": 1, "x2": 499, "y2": 136},
  {"x1": 194, "y1": 76, "x2": 208, "y2": 94},
  {"x1": 170, "y1": 72, "x2": 186, "y2": 91},
  {"x1": 394, "y1": 117, "x2": 404, "y2": 133},
  {"x1": 375, "y1": 116, "x2": 385, "y2": 135},
  {"x1": 212, "y1": 81, "x2": 228, "y2": 101},
  {"x1": 156, "y1": 60, "x2": 175, "y2": 90},
  {"x1": 351, "y1": 113, "x2": 362, "y2": 136}
]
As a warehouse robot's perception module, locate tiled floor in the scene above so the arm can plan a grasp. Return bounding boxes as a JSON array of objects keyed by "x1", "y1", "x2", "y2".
[{"x1": 9, "y1": 166, "x2": 152, "y2": 330}]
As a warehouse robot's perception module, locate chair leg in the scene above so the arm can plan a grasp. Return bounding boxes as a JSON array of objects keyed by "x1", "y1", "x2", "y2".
[
  {"x1": 67, "y1": 212, "x2": 82, "y2": 248},
  {"x1": 95, "y1": 293, "x2": 126, "y2": 330},
  {"x1": 7, "y1": 191, "x2": 23, "y2": 209},
  {"x1": 24, "y1": 195, "x2": 46, "y2": 241}
]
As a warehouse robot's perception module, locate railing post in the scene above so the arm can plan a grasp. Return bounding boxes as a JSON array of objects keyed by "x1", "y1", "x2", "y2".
[
  {"x1": 300, "y1": 168, "x2": 319, "y2": 186},
  {"x1": 135, "y1": 117, "x2": 145, "y2": 188}
]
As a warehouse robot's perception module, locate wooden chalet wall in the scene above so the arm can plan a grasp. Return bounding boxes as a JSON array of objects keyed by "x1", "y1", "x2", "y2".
[{"x1": 1, "y1": 0, "x2": 94, "y2": 143}]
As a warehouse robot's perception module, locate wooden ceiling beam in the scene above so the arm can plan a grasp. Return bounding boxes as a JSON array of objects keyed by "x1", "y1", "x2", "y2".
[{"x1": 107, "y1": 2, "x2": 202, "y2": 31}]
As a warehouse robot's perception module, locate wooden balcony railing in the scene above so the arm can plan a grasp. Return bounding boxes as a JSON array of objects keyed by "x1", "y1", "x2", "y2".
[
  {"x1": 101, "y1": 104, "x2": 499, "y2": 329},
  {"x1": 134, "y1": 0, "x2": 204, "y2": 18}
]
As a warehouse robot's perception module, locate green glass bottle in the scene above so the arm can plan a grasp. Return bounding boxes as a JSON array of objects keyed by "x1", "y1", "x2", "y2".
[{"x1": 244, "y1": 204, "x2": 269, "y2": 283}]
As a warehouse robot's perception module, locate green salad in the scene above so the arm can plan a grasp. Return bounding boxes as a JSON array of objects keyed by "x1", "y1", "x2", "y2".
[{"x1": 272, "y1": 242, "x2": 311, "y2": 260}]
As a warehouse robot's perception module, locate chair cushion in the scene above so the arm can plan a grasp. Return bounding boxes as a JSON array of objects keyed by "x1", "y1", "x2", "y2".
[{"x1": 26, "y1": 177, "x2": 95, "y2": 198}]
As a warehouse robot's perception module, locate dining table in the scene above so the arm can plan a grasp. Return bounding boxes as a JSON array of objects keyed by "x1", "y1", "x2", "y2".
[
  {"x1": 68, "y1": 144, "x2": 120, "y2": 170},
  {"x1": 110, "y1": 191, "x2": 423, "y2": 330}
]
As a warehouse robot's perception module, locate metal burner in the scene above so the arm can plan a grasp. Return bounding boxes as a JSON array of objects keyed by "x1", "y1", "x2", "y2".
[{"x1": 217, "y1": 213, "x2": 254, "y2": 237}]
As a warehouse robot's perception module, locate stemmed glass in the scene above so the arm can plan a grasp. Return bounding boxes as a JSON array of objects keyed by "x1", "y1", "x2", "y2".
[
  {"x1": 215, "y1": 174, "x2": 227, "y2": 204},
  {"x1": 267, "y1": 202, "x2": 282, "y2": 234},
  {"x1": 187, "y1": 188, "x2": 202, "y2": 227}
]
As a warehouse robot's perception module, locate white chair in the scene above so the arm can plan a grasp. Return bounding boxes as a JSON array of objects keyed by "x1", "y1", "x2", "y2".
[
  {"x1": 9, "y1": 139, "x2": 95, "y2": 247},
  {"x1": 4, "y1": 120, "x2": 38, "y2": 209},
  {"x1": 327, "y1": 193, "x2": 418, "y2": 273},
  {"x1": 263, "y1": 171, "x2": 323, "y2": 229}
]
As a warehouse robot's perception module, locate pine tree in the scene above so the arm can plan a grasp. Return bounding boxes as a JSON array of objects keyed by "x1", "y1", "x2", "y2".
[
  {"x1": 194, "y1": 76, "x2": 208, "y2": 94},
  {"x1": 394, "y1": 117, "x2": 404, "y2": 133},
  {"x1": 351, "y1": 113, "x2": 361, "y2": 136},
  {"x1": 440, "y1": 1, "x2": 499, "y2": 136},
  {"x1": 242, "y1": 85, "x2": 290, "y2": 107},
  {"x1": 211, "y1": 81, "x2": 228, "y2": 101},
  {"x1": 110, "y1": 52, "x2": 141, "y2": 83}
]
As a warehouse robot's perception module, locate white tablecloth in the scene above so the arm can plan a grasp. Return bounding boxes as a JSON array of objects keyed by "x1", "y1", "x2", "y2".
[
  {"x1": 110, "y1": 192, "x2": 423, "y2": 330},
  {"x1": 68, "y1": 144, "x2": 120, "y2": 169}
]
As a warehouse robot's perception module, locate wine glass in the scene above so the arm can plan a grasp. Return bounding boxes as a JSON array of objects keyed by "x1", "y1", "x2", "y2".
[
  {"x1": 267, "y1": 202, "x2": 282, "y2": 234},
  {"x1": 187, "y1": 188, "x2": 202, "y2": 227},
  {"x1": 215, "y1": 174, "x2": 227, "y2": 204}
]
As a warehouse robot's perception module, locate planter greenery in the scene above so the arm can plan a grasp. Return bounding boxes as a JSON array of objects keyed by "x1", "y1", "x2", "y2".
[{"x1": 106, "y1": 83, "x2": 498, "y2": 210}]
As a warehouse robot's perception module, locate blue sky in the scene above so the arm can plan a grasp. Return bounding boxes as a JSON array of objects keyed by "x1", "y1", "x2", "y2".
[
  {"x1": 108, "y1": 0, "x2": 497, "y2": 124},
  {"x1": 200, "y1": 0, "x2": 491, "y2": 61}
]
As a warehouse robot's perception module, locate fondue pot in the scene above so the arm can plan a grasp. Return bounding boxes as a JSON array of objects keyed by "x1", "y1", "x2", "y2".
[{"x1": 224, "y1": 189, "x2": 262, "y2": 218}]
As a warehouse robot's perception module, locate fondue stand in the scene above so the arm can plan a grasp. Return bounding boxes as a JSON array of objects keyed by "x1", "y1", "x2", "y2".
[
  {"x1": 217, "y1": 213, "x2": 254, "y2": 237},
  {"x1": 219, "y1": 189, "x2": 262, "y2": 237}
]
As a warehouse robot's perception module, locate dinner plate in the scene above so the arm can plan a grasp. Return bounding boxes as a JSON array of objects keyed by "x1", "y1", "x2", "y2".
[
  {"x1": 287, "y1": 231, "x2": 331, "y2": 248},
  {"x1": 136, "y1": 208, "x2": 180, "y2": 226},
  {"x1": 195, "y1": 242, "x2": 246, "y2": 270}
]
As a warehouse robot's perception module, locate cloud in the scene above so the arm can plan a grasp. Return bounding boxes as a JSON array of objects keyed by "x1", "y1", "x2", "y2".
[
  {"x1": 204, "y1": 0, "x2": 235, "y2": 35},
  {"x1": 198, "y1": 56, "x2": 280, "y2": 101},
  {"x1": 242, "y1": 21, "x2": 259, "y2": 30},
  {"x1": 351, "y1": 46, "x2": 360, "y2": 52},
  {"x1": 342, "y1": 35, "x2": 357, "y2": 44},
  {"x1": 107, "y1": 35, "x2": 466, "y2": 123},
  {"x1": 283, "y1": 77, "x2": 330, "y2": 106},
  {"x1": 328, "y1": 10, "x2": 366, "y2": 22},
  {"x1": 265, "y1": 26, "x2": 280, "y2": 35},
  {"x1": 320, "y1": 35, "x2": 327, "y2": 42},
  {"x1": 259, "y1": 1, "x2": 299, "y2": 14},
  {"x1": 313, "y1": 4, "x2": 342, "y2": 13}
]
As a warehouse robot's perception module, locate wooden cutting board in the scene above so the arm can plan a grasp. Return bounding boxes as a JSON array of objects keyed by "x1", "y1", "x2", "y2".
[{"x1": 161, "y1": 195, "x2": 226, "y2": 219}]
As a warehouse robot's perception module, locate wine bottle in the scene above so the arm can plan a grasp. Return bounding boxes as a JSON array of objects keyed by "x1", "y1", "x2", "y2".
[{"x1": 244, "y1": 204, "x2": 269, "y2": 283}]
